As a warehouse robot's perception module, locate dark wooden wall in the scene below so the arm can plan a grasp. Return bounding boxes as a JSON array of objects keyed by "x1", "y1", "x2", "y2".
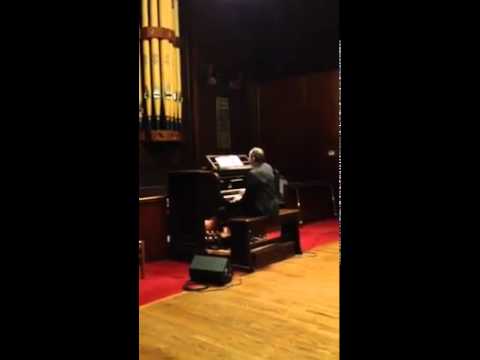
[
  {"x1": 139, "y1": 196, "x2": 168, "y2": 260},
  {"x1": 255, "y1": 71, "x2": 339, "y2": 184}
]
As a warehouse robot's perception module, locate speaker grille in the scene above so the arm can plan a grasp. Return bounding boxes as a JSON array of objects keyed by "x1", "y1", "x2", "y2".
[
  {"x1": 191, "y1": 255, "x2": 228, "y2": 272},
  {"x1": 189, "y1": 255, "x2": 232, "y2": 285}
]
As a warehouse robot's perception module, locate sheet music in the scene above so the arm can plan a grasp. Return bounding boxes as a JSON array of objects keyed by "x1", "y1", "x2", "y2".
[{"x1": 215, "y1": 155, "x2": 244, "y2": 169}]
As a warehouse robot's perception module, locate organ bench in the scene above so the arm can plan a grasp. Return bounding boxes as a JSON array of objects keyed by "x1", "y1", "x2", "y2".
[{"x1": 227, "y1": 208, "x2": 302, "y2": 272}]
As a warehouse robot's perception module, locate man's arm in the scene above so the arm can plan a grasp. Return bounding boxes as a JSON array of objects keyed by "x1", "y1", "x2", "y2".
[{"x1": 237, "y1": 171, "x2": 258, "y2": 209}]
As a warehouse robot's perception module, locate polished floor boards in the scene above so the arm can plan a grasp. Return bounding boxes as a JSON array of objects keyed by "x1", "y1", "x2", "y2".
[{"x1": 140, "y1": 242, "x2": 339, "y2": 360}]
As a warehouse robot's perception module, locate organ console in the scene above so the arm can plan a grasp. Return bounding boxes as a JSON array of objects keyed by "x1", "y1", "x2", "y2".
[
  {"x1": 205, "y1": 154, "x2": 251, "y2": 203},
  {"x1": 168, "y1": 154, "x2": 252, "y2": 260}
]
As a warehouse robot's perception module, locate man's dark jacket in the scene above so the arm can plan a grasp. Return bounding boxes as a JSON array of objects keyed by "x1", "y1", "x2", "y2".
[{"x1": 242, "y1": 162, "x2": 279, "y2": 217}]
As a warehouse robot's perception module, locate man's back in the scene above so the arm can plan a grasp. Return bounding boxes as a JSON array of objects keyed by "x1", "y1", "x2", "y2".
[{"x1": 243, "y1": 162, "x2": 279, "y2": 217}]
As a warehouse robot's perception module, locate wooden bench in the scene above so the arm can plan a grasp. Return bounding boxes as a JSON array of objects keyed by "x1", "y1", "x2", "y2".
[{"x1": 227, "y1": 208, "x2": 302, "y2": 272}]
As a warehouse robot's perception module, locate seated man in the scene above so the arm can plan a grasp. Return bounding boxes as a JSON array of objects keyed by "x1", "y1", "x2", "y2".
[
  {"x1": 241, "y1": 147, "x2": 280, "y2": 217},
  {"x1": 210, "y1": 147, "x2": 280, "y2": 245}
]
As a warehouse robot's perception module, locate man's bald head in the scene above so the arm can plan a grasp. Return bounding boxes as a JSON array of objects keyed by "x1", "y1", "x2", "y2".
[{"x1": 248, "y1": 147, "x2": 265, "y2": 165}]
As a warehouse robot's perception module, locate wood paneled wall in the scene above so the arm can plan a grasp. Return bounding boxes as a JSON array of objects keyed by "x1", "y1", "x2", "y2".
[
  {"x1": 255, "y1": 70, "x2": 339, "y2": 184},
  {"x1": 139, "y1": 196, "x2": 168, "y2": 261}
]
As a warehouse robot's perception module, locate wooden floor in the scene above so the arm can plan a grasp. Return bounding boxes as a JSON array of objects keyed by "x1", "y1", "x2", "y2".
[{"x1": 140, "y1": 242, "x2": 339, "y2": 360}]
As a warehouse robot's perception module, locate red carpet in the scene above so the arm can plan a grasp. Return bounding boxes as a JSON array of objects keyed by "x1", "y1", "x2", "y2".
[{"x1": 140, "y1": 218, "x2": 339, "y2": 306}]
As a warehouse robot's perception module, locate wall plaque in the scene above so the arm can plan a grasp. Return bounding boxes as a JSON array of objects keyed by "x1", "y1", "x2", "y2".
[{"x1": 216, "y1": 97, "x2": 231, "y2": 150}]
